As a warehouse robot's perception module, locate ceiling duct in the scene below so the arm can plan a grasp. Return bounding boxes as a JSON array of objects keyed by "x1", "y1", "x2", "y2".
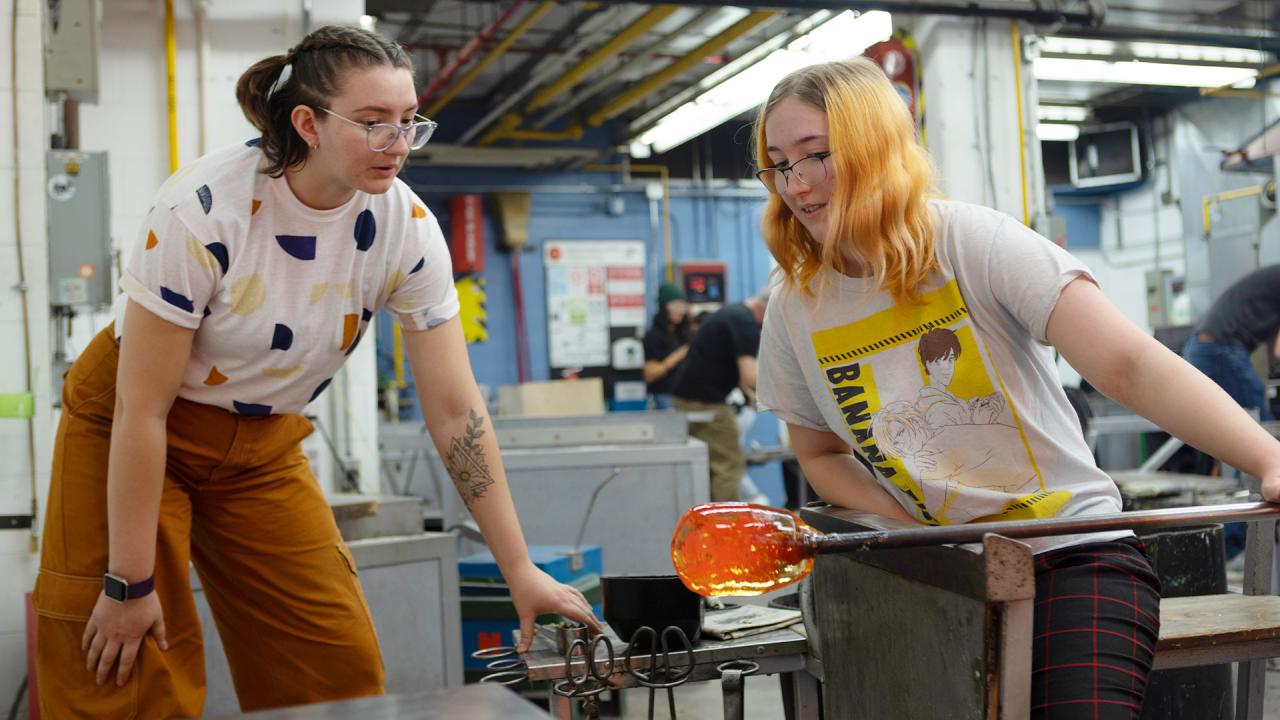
[{"x1": 587, "y1": 0, "x2": 1104, "y2": 27}]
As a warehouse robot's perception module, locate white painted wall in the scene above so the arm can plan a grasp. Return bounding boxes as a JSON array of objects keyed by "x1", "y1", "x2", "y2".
[
  {"x1": 0, "y1": 0, "x2": 53, "y2": 710},
  {"x1": 911, "y1": 16, "x2": 1048, "y2": 233}
]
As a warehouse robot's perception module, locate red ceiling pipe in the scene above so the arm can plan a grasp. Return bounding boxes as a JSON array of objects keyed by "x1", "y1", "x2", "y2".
[{"x1": 418, "y1": 0, "x2": 527, "y2": 107}]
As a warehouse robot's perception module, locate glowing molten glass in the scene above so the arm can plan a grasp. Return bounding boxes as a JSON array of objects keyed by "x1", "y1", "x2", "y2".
[{"x1": 670, "y1": 502, "x2": 822, "y2": 596}]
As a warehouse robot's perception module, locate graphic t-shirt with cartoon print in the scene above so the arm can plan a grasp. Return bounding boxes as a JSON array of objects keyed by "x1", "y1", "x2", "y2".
[
  {"x1": 757, "y1": 200, "x2": 1127, "y2": 554},
  {"x1": 113, "y1": 140, "x2": 459, "y2": 415}
]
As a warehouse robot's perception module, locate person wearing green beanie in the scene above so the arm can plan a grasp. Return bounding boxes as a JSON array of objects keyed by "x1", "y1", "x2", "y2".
[{"x1": 644, "y1": 282, "x2": 691, "y2": 409}]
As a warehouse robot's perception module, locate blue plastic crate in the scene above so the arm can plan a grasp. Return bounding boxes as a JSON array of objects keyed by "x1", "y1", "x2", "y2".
[{"x1": 459, "y1": 544, "x2": 602, "y2": 587}]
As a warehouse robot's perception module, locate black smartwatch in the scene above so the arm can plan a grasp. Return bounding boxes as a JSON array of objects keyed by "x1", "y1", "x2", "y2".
[{"x1": 103, "y1": 573, "x2": 155, "y2": 603}]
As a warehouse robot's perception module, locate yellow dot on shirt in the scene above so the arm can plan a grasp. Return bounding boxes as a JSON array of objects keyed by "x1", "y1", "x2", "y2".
[
  {"x1": 231, "y1": 274, "x2": 266, "y2": 316},
  {"x1": 385, "y1": 269, "x2": 406, "y2": 298},
  {"x1": 146, "y1": 231, "x2": 158, "y2": 250},
  {"x1": 187, "y1": 236, "x2": 219, "y2": 269},
  {"x1": 262, "y1": 365, "x2": 303, "y2": 380},
  {"x1": 412, "y1": 204, "x2": 426, "y2": 219},
  {"x1": 252, "y1": 199, "x2": 262, "y2": 215}
]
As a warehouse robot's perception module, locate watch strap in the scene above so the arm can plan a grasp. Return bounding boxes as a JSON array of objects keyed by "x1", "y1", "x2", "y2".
[{"x1": 104, "y1": 573, "x2": 155, "y2": 602}]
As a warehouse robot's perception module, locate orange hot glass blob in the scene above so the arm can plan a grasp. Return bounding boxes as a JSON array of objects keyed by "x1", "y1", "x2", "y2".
[{"x1": 670, "y1": 502, "x2": 823, "y2": 597}]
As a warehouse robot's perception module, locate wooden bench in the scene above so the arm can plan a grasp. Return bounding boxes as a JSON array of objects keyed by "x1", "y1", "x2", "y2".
[
  {"x1": 1151, "y1": 517, "x2": 1279, "y2": 720},
  {"x1": 1156, "y1": 594, "x2": 1280, "y2": 669}
]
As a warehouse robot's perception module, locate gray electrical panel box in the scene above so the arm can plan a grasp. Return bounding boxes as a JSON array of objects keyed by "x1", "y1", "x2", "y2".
[
  {"x1": 47, "y1": 150, "x2": 112, "y2": 307},
  {"x1": 45, "y1": 0, "x2": 101, "y2": 103}
]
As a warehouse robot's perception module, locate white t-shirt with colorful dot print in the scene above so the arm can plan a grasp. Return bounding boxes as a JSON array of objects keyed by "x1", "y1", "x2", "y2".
[{"x1": 114, "y1": 140, "x2": 459, "y2": 416}]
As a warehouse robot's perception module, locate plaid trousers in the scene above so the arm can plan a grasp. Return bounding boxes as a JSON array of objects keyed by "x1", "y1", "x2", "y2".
[{"x1": 1031, "y1": 539, "x2": 1162, "y2": 719}]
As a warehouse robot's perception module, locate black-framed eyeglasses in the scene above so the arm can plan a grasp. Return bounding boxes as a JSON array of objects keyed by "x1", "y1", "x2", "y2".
[
  {"x1": 318, "y1": 107, "x2": 438, "y2": 151},
  {"x1": 755, "y1": 151, "x2": 832, "y2": 193}
]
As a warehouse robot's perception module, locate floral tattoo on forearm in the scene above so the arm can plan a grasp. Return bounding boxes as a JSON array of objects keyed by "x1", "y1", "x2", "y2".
[{"x1": 445, "y1": 409, "x2": 495, "y2": 509}]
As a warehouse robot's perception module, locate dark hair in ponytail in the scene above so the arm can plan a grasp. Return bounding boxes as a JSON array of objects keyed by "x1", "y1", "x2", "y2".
[{"x1": 236, "y1": 25, "x2": 414, "y2": 178}]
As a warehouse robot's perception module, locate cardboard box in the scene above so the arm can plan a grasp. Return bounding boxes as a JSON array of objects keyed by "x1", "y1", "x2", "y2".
[{"x1": 497, "y1": 378, "x2": 605, "y2": 417}]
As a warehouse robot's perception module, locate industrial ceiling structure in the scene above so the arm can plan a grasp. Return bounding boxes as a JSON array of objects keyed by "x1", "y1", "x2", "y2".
[{"x1": 364, "y1": 1, "x2": 1280, "y2": 166}]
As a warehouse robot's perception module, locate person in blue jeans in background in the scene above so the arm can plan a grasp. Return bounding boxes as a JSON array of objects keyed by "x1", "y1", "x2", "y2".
[{"x1": 1182, "y1": 264, "x2": 1280, "y2": 558}]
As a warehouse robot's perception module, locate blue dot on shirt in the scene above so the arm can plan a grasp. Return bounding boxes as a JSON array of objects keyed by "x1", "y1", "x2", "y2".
[
  {"x1": 276, "y1": 235, "x2": 317, "y2": 260},
  {"x1": 160, "y1": 287, "x2": 195, "y2": 313},
  {"x1": 409, "y1": 256, "x2": 425, "y2": 274},
  {"x1": 271, "y1": 323, "x2": 293, "y2": 351},
  {"x1": 233, "y1": 401, "x2": 272, "y2": 416},
  {"x1": 354, "y1": 209, "x2": 376, "y2": 252},
  {"x1": 205, "y1": 242, "x2": 229, "y2": 274},
  {"x1": 310, "y1": 378, "x2": 332, "y2": 402},
  {"x1": 197, "y1": 185, "x2": 213, "y2": 214}
]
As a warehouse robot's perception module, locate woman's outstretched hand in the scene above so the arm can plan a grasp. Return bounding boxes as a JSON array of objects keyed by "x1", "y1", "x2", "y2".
[{"x1": 506, "y1": 562, "x2": 602, "y2": 653}]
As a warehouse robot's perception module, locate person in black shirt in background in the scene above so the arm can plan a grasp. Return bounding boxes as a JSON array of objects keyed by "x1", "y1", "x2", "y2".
[
  {"x1": 1182, "y1": 264, "x2": 1280, "y2": 558},
  {"x1": 673, "y1": 291, "x2": 769, "y2": 501},
  {"x1": 643, "y1": 282, "x2": 692, "y2": 410},
  {"x1": 1183, "y1": 264, "x2": 1280, "y2": 423}
]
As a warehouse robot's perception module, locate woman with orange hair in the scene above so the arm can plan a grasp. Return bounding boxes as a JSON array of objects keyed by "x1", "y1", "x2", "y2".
[{"x1": 753, "y1": 58, "x2": 1280, "y2": 718}]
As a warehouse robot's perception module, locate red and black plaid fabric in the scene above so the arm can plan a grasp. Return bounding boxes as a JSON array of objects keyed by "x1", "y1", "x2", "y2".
[{"x1": 1031, "y1": 539, "x2": 1162, "y2": 719}]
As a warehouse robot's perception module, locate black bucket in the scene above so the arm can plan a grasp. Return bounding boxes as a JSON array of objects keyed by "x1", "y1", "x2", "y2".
[{"x1": 1137, "y1": 524, "x2": 1232, "y2": 720}]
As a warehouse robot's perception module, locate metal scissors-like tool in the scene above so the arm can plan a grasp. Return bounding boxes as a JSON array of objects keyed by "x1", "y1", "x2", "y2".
[
  {"x1": 623, "y1": 625, "x2": 695, "y2": 720},
  {"x1": 553, "y1": 634, "x2": 616, "y2": 720}
]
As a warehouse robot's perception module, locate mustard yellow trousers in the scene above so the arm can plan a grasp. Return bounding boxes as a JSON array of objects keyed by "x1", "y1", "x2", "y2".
[{"x1": 33, "y1": 327, "x2": 384, "y2": 718}]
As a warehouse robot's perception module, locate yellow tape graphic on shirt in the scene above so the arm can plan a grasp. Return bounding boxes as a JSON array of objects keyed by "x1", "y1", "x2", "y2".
[{"x1": 810, "y1": 280, "x2": 1064, "y2": 524}]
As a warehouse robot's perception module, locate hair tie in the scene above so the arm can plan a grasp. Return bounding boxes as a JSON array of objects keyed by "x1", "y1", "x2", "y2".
[{"x1": 267, "y1": 63, "x2": 293, "y2": 100}]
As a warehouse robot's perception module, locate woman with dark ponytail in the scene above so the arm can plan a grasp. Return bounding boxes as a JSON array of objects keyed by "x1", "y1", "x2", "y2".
[{"x1": 32, "y1": 24, "x2": 599, "y2": 717}]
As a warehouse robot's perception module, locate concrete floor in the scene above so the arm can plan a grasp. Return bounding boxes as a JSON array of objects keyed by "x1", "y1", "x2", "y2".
[
  {"x1": 618, "y1": 679, "x2": 784, "y2": 719},
  {"x1": 1266, "y1": 666, "x2": 1280, "y2": 720}
]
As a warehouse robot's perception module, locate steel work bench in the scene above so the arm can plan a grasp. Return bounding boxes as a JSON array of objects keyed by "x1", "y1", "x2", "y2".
[{"x1": 520, "y1": 623, "x2": 820, "y2": 719}]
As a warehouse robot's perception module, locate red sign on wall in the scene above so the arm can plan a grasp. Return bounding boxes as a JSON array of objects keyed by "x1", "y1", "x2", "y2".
[{"x1": 449, "y1": 194, "x2": 484, "y2": 273}]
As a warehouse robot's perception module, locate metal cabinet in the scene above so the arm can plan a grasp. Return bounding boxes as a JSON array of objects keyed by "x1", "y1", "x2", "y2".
[{"x1": 194, "y1": 532, "x2": 462, "y2": 716}]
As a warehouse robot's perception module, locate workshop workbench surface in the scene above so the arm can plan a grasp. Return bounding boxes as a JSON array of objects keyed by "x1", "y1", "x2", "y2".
[{"x1": 521, "y1": 624, "x2": 810, "y2": 684}]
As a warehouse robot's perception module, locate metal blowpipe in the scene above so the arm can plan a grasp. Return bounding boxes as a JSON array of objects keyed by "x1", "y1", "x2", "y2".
[
  {"x1": 814, "y1": 501, "x2": 1280, "y2": 552},
  {"x1": 670, "y1": 501, "x2": 1280, "y2": 597}
]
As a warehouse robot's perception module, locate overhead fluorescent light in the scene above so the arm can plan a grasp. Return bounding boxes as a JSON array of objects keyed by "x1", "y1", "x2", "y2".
[
  {"x1": 634, "y1": 10, "x2": 893, "y2": 155},
  {"x1": 1038, "y1": 105, "x2": 1089, "y2": 122},
  {"x1": 1034, "y1": 57, "x2": 1257, "y2": 88},
  {"x1": 359, "y1": 15, "x2": 378, "y2": 31},
  {"x1": 1040, "y1": 36, "x2": 1268, "y2": 65},
  {"x1": 1038, "y1": 123, "x2": 1079, "y2": 141},
  {"x1": 1128, "y1": 41, "x2": 1267, "y2": 65}
]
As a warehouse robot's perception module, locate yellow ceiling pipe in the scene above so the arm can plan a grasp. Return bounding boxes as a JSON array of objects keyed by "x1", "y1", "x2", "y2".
[
  {"x1": 1201, "y1": 64, "x2": 1280, "y2": 99},
  {"x1": 524, "y1": 5, "x2": 679, "y2": 114},
  {"x1": 165, "y1": 0, "x2": 178, "y2": 172},
  {"x1": 479, "y1": 113, "x2": 525, "y2": 145},
  {"x1": 480, "y1": 5, "x2": 680, "y2": 146},
  {"x1": 505, "y1": 126, "x2": 585, "y2": 142},
  {"x1": 1202, "y1": 183, "x2": 1271, "y2": 236},
  {"x1": 423, "y1": 1, "x2": 556, "y2": 118},
  {"x1": 587, "y1": 10, "x2": 775, "y2": 128}
]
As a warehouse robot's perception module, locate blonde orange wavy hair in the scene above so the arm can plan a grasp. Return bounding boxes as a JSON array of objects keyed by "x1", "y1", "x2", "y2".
[{"x1": 755, "y1": 58, "x2": 938, "y2": 303}]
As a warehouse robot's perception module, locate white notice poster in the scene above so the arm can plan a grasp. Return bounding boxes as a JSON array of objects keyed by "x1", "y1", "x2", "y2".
[{"x1": 545, "y1": 240, "x2": 646, "y2": 369}]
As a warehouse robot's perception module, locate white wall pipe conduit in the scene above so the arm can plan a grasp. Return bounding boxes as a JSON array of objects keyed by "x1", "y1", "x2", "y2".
[
  {"x1": 192, "y1": 0, "x2": 210, "y2": 156},
  {"x1": 11, "y1": 0, "x2": 40, "y2": 549}
]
